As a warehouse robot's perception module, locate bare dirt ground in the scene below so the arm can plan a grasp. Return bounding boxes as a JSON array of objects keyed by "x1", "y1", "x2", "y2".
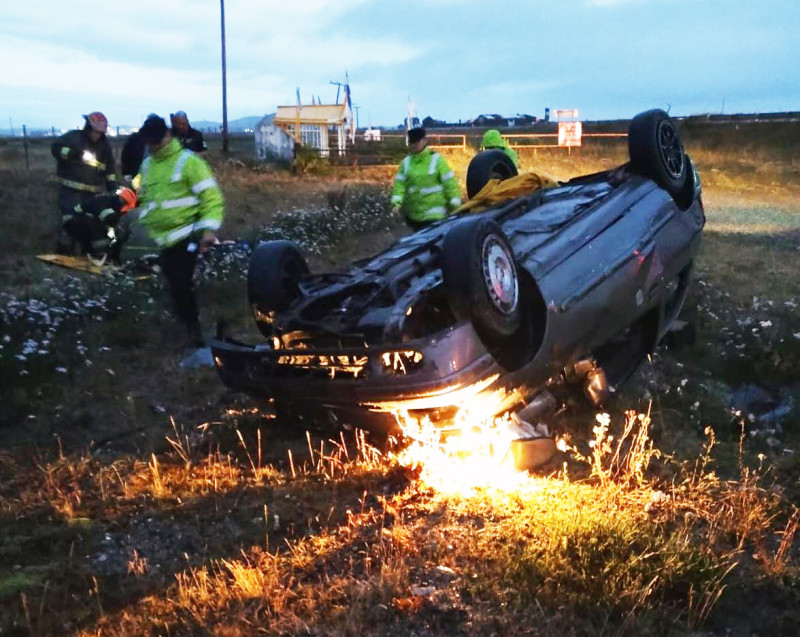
[{"x1": 1, "y1": 125, "x2": 800, "y2": 636}]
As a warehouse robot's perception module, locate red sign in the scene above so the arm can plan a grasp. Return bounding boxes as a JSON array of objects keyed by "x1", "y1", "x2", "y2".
[{"x1": 558, "y1": 121, "x2": 583, "y2": 147}]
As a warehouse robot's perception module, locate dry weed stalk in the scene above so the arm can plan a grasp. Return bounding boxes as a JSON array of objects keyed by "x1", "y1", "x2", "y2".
[
  {"x1": 568, "y1": 409, "x2": 659, "y2": 488},
  {"x1": 149, "y1": 453, "x2": 163, "y2": 497},
  {"x1": 126, "y1": 549, "x2": 149, "y2": 576},
  {"x1": 165, "y1": 416, "x2": 194, "y2": 468},
  {"x1": 767, "y1": 508, "x2": 800, "y2": 576},
  {"x1": 686, "y1": 558, "x2": 740, "y2": 630}
]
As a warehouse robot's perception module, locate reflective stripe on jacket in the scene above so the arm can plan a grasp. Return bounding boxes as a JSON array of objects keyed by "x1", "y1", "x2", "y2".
[
  {"x1": 51, "y1": 129, "x2": 117, "y2": 195},
  {"x1": 137, "y1": 138, "x2": 224, "y2": 248},
  {"x1": 391, "y1": 148, "x2": 462, "y2": 224}
]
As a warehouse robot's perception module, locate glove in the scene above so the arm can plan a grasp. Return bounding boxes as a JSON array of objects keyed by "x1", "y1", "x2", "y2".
[
  {"x1": 115, "y1": 186, "x2": 138, "y2": 213},
  {"x1": 198, "y1": 230, "x2": 219, "y2": 253}
]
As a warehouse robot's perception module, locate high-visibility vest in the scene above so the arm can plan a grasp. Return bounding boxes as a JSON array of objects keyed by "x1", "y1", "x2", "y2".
[
  {"x1": 137, "y1": 139, "x2": 224, "y2": 248},
  {"x1": 391, "y1": 148, "x2": 462, "y2": 224}
]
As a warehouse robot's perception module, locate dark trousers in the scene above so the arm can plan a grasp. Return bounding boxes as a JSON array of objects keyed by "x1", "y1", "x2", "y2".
[
  {"x1": 63, "y1": 215, "x2": 107, "y2": 256},
  {"x1": 160, "y1": 239, "x2": 200, "y2": 333}
]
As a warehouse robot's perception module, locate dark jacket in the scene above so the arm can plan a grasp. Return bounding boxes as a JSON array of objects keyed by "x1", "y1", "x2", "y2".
[
  {"x1": 51, "y1": 129, "x2": 117, "y2": 195},
  {"x1": 172, "y1": 126, "x2": 207, "y2": 153},
  {"x1": 121, "y1": 131, "x2": 146, "y2": 179}
]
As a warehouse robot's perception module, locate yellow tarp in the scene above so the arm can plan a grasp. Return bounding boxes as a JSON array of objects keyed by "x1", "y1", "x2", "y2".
[
  {"x1": 36, "y1": 254, "x2": 107, "y2": 275},
  {"x1": 36, "y1": 254, "x2": 149, "y2": 281},
  {"x1": 456, "y1": 172, "x2": 559, "y2": 214}
]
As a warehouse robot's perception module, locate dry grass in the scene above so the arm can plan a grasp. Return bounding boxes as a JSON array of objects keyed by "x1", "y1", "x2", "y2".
[{"x1": 1, "y1": 409, "x2": 797, "y2": 636}]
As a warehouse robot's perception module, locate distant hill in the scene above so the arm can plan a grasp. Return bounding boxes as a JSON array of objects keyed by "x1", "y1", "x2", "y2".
[{"x1": 192, "y1": 115, "x2": 269, "y2": 133}]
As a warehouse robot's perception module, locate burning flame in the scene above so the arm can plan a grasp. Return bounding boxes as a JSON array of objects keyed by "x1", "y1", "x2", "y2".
[{"x1": 389, "y1": 380, "x2": 551, "y2": 496}]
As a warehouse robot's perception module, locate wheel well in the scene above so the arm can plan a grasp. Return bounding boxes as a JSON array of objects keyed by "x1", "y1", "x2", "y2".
[{"x1": 487, "y1": 269, "x2": 547, "y2": 372}]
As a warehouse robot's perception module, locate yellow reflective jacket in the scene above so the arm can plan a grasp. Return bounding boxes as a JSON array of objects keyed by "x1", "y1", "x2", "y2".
[
  {"x1": 481, "y1": 129, "x2": 519, "y2": 168},
  {"x1": 137, "y1": 139, "x2": 224, "y2": 248},
  {"x1": 391, "y1": 148, "x2": 462, "y2": 224}
]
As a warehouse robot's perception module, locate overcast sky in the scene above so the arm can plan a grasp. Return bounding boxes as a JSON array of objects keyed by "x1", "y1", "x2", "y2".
[{"x1": 1, "y1": 0, "x2": 798, "y2": 131}]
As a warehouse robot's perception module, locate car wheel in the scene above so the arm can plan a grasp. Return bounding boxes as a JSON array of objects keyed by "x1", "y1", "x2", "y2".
[
  {"x1": 466, "y1": 150, "x2": 519, "y2": 199},
  {"x1": 628, "y1": 109, "x2": 687, "y2": 199},
  {"x1": 442, "y1": 217, "x2": 522, "y2": 341},
  {"x1": 248, "y1": 240, "x2": 309, "y2": 337}
]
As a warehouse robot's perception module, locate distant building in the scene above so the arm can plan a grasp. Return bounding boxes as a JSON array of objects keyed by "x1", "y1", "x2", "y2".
[
  {"x1": 469, "y1": 114, "x2": 505, "y2": 127},
  {"x1": 469, "y1": 113, "x2": 537, "y2": 128},
  {"x1": 254, "y1": 114, "x2": 294, "y2": 161},
  {"x1": 509, "y1": 114, "x2": 538, "y2": 126},
  {"x1": 273, "y1": 95, "x2": 354, "y2": 157},
  {"x1": 422, "y1": 116, "x2": 448, "y2": 128}
]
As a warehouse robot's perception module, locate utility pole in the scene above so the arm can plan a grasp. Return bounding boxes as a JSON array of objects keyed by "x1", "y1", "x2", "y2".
[{"x1": 220, "y1": 0, "x2": 229, "y2": 153}]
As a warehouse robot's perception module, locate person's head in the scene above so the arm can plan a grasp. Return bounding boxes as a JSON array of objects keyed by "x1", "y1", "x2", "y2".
[
  {"x1": 481, "y1": 129, "x2": 505, "y2": 149},
  {"x1": 171, "y1": 111, "x2": 190, "y2": 134},
  {"x1": 407, "y1": 127, "x2": 427, "y2": 152},
  {"x1": 139, "y1": 115, "x2": 170, "y2": 149},
  {"x1": 83, "y1": 111, "x2": 108, "y2": 142}
]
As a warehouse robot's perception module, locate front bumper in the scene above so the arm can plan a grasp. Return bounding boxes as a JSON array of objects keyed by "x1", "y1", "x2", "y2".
[{"x1": 209, "y1": 322, "x2": 517, "y2": 430}]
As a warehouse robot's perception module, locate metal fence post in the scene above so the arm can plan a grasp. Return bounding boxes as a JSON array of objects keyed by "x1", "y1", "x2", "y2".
[{"x1": 23, "y1": 125, "x2": 29, "y2": 170}]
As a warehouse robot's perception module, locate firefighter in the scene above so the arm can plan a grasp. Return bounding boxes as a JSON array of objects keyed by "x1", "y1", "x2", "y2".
[
  {"x1": 170, "y1": 111, "x2": 207, "y2": 153},
  {"x1": 61, "y1": 188, "x2": 138, "y2": 265},
  {"x1": 51, "y1": 112, "x2": 118, "y2": 253},
  {"x1": 391, "y1": 127, "x2": 462, "y2": 231},
  {"x1": 136, "y1": 115, "x2": 224, "y2": 346},
  {"x1": 480, "y1": 129, "x2": 519, "y2": 168}
]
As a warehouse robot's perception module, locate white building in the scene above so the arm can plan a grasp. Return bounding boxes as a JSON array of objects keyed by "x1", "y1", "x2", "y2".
[{"x1": 272, "y1": 95, "x2": 355, "y2": 157}]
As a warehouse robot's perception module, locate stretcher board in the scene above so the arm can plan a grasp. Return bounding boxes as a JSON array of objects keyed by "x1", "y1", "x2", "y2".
[{"x1": 36, "y1": 254, "x2": 151, "y2": 281}]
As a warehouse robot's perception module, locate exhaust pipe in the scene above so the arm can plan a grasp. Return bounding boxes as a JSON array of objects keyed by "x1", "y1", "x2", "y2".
[
  {"x1": 584, "y1": 367, "x2": 610, "y2": 406},
  {"x1": 517, "y1": 390, "x2": 557, "y2": 423}
]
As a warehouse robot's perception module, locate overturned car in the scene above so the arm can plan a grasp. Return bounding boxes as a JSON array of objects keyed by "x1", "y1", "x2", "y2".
[{"x1": 210, "y1": 109, "x2": 704, "y2": 436}]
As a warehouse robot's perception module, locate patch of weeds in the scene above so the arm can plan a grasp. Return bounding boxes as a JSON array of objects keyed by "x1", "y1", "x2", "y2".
[
  {"x1": 0, "y1": 570, "x2": 46, "y2": 599},
  {"x1": 255, "y1": 183, "x2": 401, "y2": 257},
  {"x1": 292, "y1": 145, "x2": 331, "y2": 176}
]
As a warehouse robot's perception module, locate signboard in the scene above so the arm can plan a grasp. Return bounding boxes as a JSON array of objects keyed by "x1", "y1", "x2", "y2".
[
  {"x1": 558, "y1": 121, "x2": 583, "y2": 147},
  {"x1": 554, "y1": 109, "x2": 579, "y2": 119}
]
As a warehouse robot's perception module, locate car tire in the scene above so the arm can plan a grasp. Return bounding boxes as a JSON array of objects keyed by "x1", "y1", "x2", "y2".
[
  {"x1": 466, "y1": 150, "x2": 518, "y2": 200},
  {"x1": 442, "y1": 217, "x2": 522, "y2": 340},
  {"x1": 628, "y1": 109, "x2": 687, "y2": 199},
  {"x1": 248, "y1": 240, "x2": 309, "y2": 336}
]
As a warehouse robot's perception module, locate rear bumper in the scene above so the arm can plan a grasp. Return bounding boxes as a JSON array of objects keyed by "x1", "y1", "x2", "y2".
[{"x1": 209, "y1": 322, "x2": 512, "y2": 429}]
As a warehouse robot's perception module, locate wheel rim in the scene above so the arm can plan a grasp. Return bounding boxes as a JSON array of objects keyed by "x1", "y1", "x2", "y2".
[
  {"x1": 481, "y1": 236, "x2": 518, "y2": 314},
  {"x1": 656, "y1": 120, "x2": 685, "y2": 179}
]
